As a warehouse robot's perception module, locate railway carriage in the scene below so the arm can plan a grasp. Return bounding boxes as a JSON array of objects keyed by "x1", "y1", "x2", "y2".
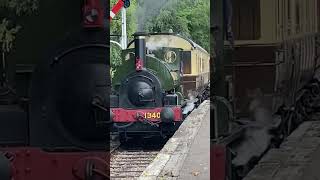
[
  {"x1": 213, "y1": 0, "x2": 320, "y2": 179},
  {"x1": 128, "y1": 33, "x2": 210, "y2": 98},
  {"x1": 111, "y1": 32, "x2": 210, "y2": 139},
  {"x1": 224, "y1": 0, "x2": 320, "y2": 118}
]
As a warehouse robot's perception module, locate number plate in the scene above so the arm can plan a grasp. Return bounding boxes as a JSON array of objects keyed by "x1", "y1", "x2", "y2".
[{"x1": 144, "y1": 112, "x2": 161, "y2": 119}]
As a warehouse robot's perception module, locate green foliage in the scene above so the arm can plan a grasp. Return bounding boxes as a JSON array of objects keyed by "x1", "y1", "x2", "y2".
[
  {"x1": 110, "y1": 43, "x2": 122, "y2": 78},
  {"x1": 0, "y1": 0, "x2": 38, "y2": 53},
  {"x1": 110, "y1": 0, "x2": 209, "y2": 77},
  {"x1": 110, "y1": 0, "x2": 138, "y2": 77},
  {"x1": 145, "y1": 0, "x2": 210, "y2": 51},
  {"x1": 110, "y1": 0, "x2": 137, "y2": 40},
  {"x1": 188, "y1": 0, "x2": 210, "y2": 51},
  {"x1": 145, "y1": 9, "x2": 190, "y2": 37}
]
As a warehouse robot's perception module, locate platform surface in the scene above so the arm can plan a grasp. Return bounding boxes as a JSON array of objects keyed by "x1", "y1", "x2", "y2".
[
  {"x1": 244, "y1": 121, "x2": 320, "y2": 180},
  {"x1": 178, "y1": 111, "x2": 210, "y2": 180}
]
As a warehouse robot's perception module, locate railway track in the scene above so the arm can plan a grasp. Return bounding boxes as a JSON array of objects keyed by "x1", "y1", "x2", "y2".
[
  {"x1": 110, "y1": 150, "x2": 159, "y2": 179},
  {"x1": 110, "y1": 134, "x2": 166, "y2": 179},
  {"x1": 110, "y1": 138, "x2": 164, "y2": 179}
]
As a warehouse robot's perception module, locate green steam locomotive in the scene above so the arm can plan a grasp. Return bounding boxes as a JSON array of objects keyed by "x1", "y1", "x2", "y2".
[{"x1": 110, "y1": 32, "x2": 210, "y2": 140}]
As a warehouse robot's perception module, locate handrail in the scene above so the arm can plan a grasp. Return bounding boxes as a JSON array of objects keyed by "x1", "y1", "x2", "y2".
[{"x1": 110, "y1": 40, "x2": 122, "y2": 49}]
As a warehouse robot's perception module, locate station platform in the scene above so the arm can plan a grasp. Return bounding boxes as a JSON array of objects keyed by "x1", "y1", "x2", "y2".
[
  {"x1": 244, "y1": 121, "x2": 320, "y2": 180},
  {"x1": 139, "y1": 100, "x2": 210, "y2": 180}
]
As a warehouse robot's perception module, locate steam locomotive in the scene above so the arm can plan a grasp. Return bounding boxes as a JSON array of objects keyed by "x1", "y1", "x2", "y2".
[
  {"x1": 0, "y1": 0, "x2": 111, "y2": 179},
  {"x1": 110, "y1": 32, "x2": 210, "y2": 141}
]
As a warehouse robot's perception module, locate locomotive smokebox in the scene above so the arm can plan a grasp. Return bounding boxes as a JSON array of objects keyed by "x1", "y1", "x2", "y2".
[{"x1": 133, "y1": 32, "x2": 148, "y2": 71}]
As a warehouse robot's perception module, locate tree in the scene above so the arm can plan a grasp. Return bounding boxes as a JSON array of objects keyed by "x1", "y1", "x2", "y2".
[
  {"x1": 144, "y1": 0, "x2": 210, "y2": 51},
  {"x1": 110, "y1": 43, "x2": 122, "y2": 78},
  {"x1": 110, "y1": 0, "x2": 210, "y2": 77},
  {"x1": 188, "y1": 0, "x2": 210, "y2": 51}
]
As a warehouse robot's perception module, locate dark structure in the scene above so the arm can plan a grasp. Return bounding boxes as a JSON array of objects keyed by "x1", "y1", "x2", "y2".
[
  {"x1": 212, "y1": 0, "x2": 320, "y2": 179},
  {"x1": 0, "y1": 0, "x2": 111, "y2": 179}
]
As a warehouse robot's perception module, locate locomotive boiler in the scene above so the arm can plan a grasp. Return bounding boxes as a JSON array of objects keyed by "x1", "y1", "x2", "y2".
[{"x1": 111, "y1": 32, "x2": 210, "y2": 141}]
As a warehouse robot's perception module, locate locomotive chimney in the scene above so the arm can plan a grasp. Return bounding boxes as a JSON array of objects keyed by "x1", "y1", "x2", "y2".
[{"x1": 133, "y1": 32, "x2": 147, "y2": 71}]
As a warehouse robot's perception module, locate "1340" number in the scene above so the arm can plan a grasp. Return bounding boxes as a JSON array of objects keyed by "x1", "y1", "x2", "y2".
[{"x1": 144, "y1": 112, "x2": 161, "y2": 119}]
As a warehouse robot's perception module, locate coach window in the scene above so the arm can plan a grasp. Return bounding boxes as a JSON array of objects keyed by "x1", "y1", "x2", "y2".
[
  {"x1": 201, "y1": 55, "x2": 203, "y2": 73},
  {"x1": 317, "y1": 0, "x2": 320, "y2": 32},
  {"x1": 200, "y1": 56, "x2": 202, "y2": 73},
  {"x1": 305, "y1": 0, "x2": 309, "y2": 32},
  {"x1": 314, "y1": 0, "x2": 317, "y2": 32},
  {"x1": 287, "y1": 0, "x2": 291, "y2": 36},
  {"x1": 199, "y1": 55, "x2": 201, "y2": 73},
  {"x1": 276, "y1": 0, "x2": 281, "y2": 40},
  {"x1": 231, "y1": 0, "x2": 260, "y2": 40},
  {"x1": 196, "y1": 54, "x2": 198, "y2": 73},
  {"x1": 295, "y1": 0, "x2": 300, "y2": 34},
  {"x1": 182, "y1": 51, "x2": 191, "y2": 74}
]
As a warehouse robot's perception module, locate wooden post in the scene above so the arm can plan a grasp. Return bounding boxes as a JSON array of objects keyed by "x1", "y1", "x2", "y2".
[{"x1": 211, "y1": 0, "x2": 229, "y2": 138}]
